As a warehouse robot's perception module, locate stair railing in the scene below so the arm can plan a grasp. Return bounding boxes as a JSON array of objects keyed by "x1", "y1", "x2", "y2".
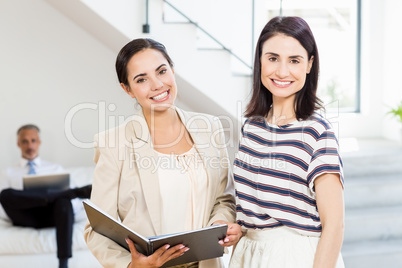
[{"x1": 162, "y1": 0, "x2": 253, "y2": 71}]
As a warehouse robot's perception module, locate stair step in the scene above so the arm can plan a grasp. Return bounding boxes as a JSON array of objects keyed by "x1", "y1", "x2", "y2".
[
  {"x1": 344, "y1": 173, "x2": 402, "y2": 209},
  {"x1": 344, "y1": 205, "x2": 402, "y2": 243},
  {"x1": 342, "y1": 239, "x2": 402, "y2": 268},
  {"x1": 342, "y1": 149, "x2": 402, "y2": 177}
]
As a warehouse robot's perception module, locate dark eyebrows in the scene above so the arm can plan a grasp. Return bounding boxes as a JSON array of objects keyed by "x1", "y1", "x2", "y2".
[
  {"x1": 133, "y1": 73, "x2": 145, "y2": 81},
  {"x1": 155, "y1": 64, "x2": 166, "y2": 71},
  {"x1": 265, "y1": 52, "x2": 279, "y2": 57},
  {"x1": 132, "y1": 64, "x2": 167, "y2": 81},
  {"x1": 289, "y1": 55, "x2": 304, "y2": 59},
  {"x1": 264, "y1": 52, "x2": 304, "y2": 59}
]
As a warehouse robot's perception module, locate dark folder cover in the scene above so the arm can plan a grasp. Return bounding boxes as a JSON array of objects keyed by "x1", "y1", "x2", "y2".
[{"x1": 83, "y1": 200, "x2": 228, "y2": 267}]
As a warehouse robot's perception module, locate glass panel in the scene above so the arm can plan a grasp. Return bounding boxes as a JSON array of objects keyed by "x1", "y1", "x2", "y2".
[
  {"x1": 265, "y1": 0, "x2": 359, "y2": 112},
  {"x1": 163, "y1": 0, "x2": 360, "y2": 112}
]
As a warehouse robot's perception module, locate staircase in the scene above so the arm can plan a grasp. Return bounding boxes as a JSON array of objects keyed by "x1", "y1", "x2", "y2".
[
  {"x1": 42, "y1": 2, "x2": 402, "y2": 266},
  {"x1": 45, "y1": 0, "x2": 251, "y2": 160},
  {"x1": 341, "y1": 139, "x2": 402, "y2": 267}
]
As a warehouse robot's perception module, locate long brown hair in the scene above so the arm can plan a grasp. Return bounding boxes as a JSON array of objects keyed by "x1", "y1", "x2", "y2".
[{"x1": 245, "y1": 16, "x2": 323, "y2": 120}]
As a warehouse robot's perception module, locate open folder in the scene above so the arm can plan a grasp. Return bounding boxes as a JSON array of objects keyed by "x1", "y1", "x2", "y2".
[{"x1": 83, "y1": 200, "x2": 228, "y2": 267}]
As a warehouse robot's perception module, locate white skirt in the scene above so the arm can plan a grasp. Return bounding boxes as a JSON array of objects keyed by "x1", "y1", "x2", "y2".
[{"x1": 229, "y1": 226, "x2": 344, "y2": 268}]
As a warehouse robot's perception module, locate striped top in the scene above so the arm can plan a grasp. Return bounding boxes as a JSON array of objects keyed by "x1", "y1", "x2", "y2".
[{"x1": 233, "y1": 113, "x2": 344, "y2": 237}]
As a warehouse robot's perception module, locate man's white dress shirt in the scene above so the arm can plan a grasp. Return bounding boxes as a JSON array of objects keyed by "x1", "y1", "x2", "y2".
[{"x1": 0, "y1": 157, "x2": 82, "y2": 220}]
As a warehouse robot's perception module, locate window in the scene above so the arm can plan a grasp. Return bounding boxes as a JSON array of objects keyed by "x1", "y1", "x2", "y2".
[
  {"x1": 163, "y1": 0, "x2": 361, "y2": 112},
  {"x1": 265, "y1": 0, "x2": 361, "y2": 112}
]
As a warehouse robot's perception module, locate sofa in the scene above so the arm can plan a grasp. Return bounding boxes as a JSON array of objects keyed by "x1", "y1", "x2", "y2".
[{"x1": 0, "y1": 166, "x2": 101, "y2": 268}]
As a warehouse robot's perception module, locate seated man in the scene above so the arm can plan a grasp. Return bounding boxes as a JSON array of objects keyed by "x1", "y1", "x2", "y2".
[{"x1": 0, "y1": 124, "x2": 91, "y2": 268}]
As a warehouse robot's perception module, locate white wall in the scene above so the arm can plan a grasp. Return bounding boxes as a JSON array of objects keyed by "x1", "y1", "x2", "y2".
[
  {"x1": 0, "y1": 0, "x2": 136, "y2": 169},
  {"x1": 79, "y1": 0, "x2": 144, "y2": 39},
  {"x1": 1, "y1": 0, "x2": 401, "y2": 171}
]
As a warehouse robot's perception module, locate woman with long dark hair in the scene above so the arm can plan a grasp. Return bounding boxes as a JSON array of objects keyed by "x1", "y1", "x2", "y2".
[{"x1": 230, "y1": 16, "x2": 345, "y2": 268}]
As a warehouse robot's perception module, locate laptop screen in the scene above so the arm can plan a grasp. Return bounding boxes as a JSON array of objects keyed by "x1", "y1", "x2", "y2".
[{"x1": 23, "y1": 173, "x2": 70, "y2": 191}]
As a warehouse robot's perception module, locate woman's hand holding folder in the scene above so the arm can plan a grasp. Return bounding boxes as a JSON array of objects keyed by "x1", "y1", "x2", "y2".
[{"x1": 125, "y1": 238, "x2": 189, "y2": 268}]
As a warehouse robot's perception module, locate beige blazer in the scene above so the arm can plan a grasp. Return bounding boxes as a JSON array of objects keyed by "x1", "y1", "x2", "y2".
[{"x1": 84, "y1": 107, "x2": 236, "y2": 268}]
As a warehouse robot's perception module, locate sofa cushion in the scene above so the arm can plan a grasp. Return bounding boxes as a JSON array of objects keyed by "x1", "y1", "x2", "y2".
[
  {"x1": 0, "y1": 166, "x2": 95, "y2": 255},
  {"x1": 0, "y1": 218, "x2": 88, "y2": 254}
]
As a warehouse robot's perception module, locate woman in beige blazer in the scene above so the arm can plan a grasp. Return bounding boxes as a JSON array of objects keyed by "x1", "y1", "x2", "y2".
[{"x1": 84, "y1": 38, "x2": 241, "y2": 268}]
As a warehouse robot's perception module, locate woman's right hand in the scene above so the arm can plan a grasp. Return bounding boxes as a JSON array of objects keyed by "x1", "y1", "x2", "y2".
[{"x1": 126, "y1": 238, "x2": 189, "y2": 268}]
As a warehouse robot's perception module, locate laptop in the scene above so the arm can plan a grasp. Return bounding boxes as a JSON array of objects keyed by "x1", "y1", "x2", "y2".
[{"x1": 23, "y1": 173, "x2": 70, "y2": 191}]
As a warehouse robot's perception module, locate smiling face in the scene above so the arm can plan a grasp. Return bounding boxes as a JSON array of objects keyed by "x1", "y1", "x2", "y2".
[
  {"x1": 18, "y1": 129, "x2": 41, "y2": 161},
  {"x1": 121, "y1": 48, "x2": 177, "y2": 115},
  {"x1": 260, "y1": 33, "x2": 314, "y2": 103}
]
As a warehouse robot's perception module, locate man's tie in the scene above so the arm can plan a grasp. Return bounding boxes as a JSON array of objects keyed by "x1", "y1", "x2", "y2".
[{"x1": 27, "y1": 161, "x2": 36, "y2": 175}]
